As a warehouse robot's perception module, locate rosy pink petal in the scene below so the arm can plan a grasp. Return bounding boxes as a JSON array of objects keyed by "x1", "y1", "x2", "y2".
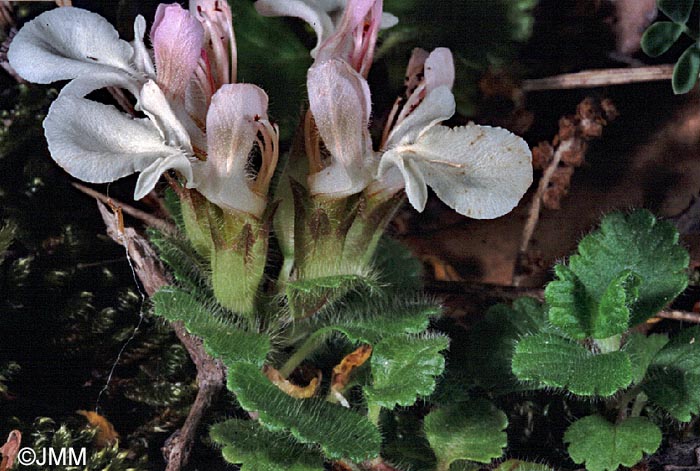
[{"x1": 151, "y1": 3, "x2": 204, "y2": 100}]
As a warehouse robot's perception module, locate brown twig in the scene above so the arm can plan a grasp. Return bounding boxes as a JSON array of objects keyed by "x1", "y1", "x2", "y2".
[
  {"x1": 522, "y1": 65, "x2": 674, "y2": 92},
  {"x1": 657, "y1": 310, "x2": 700, "y2": 324},
  {"x1": 427, "y1": 280, "x2": 545, "y2": 302},
  {"x1": 73, "y1": 182, "x2": 177, "y2": 234},
  {"x1": 513, "y1": 98, "x2": 618, "y2": 286},
  {"x1": 94, "y1": 200, "x2": 225, "y2": 471}
]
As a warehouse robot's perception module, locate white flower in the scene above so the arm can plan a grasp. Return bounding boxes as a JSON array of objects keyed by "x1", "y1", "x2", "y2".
[
  {"x1": 254, "y1": 0, "x2": 397, "y2": 65},
  {"x1": 9, "y1": 6, "x2": 278, "y2": 218},
  {"x1": 372, "y1": 48, "x2": 533, "y2": 219},
  {"x1": 306, "y1": 59, "x2": 375, "y2": 197}
]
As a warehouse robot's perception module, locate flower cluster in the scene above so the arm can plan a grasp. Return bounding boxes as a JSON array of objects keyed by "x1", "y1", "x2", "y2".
[
  {"x1": 259, "y1": 0, "x2": 532, "y2": 219},
  {"x1": 8, "y1": 0, "x2": 279, "y2": 219},
  {"x1": 8, "y1": 0, "x2": 533, "y2": 314}
]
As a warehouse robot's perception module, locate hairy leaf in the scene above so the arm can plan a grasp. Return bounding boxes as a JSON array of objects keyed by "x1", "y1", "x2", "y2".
[
  {"x1": 227, "y1": 362, "x2": 381, "y2": 461},
  {"x1": 564, "y1": 415, "x2": 661, "y2": 471},
  {"x1": 364, "y1": 334, "x2": 449, "y2": 409},
  {"x1": 211, "y1": 419, "x2": 324, "y2": 471},
  {"x1": 286, "y1": 273, "x2": 382, "y2": 318},
  {"x1": 302, "y1": 297, "x2": 441, "y2": 346},
  {"x1": 494, "y1": 460, "x2": 554, "y2": 471},
  {"x1": 461, "y1": 297, "x2": 548, "y2": 394},
  {"x1": 424, "y1": 399, "x2": 508, "y2": 468},
  {"x1": 373, "y1": 237, "x2": 424, "y2": 291},
  {"x1": 622, "y1": 333, "x2": 669, "y2": 384},
  {"x1": 152, "y1": 287, "x2": 270, "y2": 367},
  {"x1": 512, "y1": 333, "x2": 632, "y2": 396},
  {"x1": 554, "y1": 210, "x2": 688, "y2": 328},
  {"x1": 643, "y1": 326, "x2": 700, "y2": 421},
  {"x1": 149, "y1": 229, "x2": 211, "y2": 296}
]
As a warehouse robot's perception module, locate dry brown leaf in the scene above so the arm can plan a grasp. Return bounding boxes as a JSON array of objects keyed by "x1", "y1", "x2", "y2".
[
  {"x1": 264, "y1": 365, "x2": 321, "y2": 399},
  {"x1": 77, "y1": 410, "x2": 119, "y2": 447},
  {"x1": 423, "y1": 255, "x2": 463, "y2": 281},
  {"x1": 0, "y1": 430, "x2": 21, "y2": 471},
  {"x1": 331, "y1": 345, "x2": 373, "y2": 407}
]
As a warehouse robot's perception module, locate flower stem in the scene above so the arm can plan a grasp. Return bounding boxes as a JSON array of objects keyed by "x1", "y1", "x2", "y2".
[{"x1": 279, "y1": 332, "x2": 327, "y2": 378}]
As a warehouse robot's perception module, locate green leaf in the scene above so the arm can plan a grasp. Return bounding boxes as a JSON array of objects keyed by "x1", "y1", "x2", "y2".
[
  {"x1": 304, "y1": 297, "x2": 441, "y2": 346},
  {"x1": 622, "y1": 333, "x2": 669, "y2": 384},
  {"x1": 152, "y1": 287, "x2": 270, "y2": 367},
  {"x1": 227, "y1": 362, "x2": 381, "y2": 461},
  {"x1": 149, "y1": 229, "x2": 211, "y2": 296},
  {"x1": 381, "y1": 410, "x2": 437, "y2": 471},
  {"x1": 211, "y1": 419, "x2": 324, "y2": 471},
  {"x1": 564, "y1": 415, "x2": 662, "y2": 471},
  {"x1": 673, "y1": 45, "x2": 700, "y2": 94},
  {"x1": 561, "y1": 210, "x2": 688, "y2": 327},
  {"x1": 547, "y1": 266, "x2": 640, "y2": 340},
  {"x1": 460, "y1": 297, "x2": 548, "y2": 394},
  {"x1": 286, "y1": 273, "x2": 382, "y2": 318},
  {"x1": 658, "y1": 0, "x2": 696, "y2": 24},
  {"x1": 512, "y1": 333, "x2": 632, "y2": 396},
  {"x1": 364, "y1": 334, "x2": 449, "y2": 409},
  {"x1": 641, "y1": 21, "x2": 685, "y2": 57},
  {"x1": 494, "y1": 460, "x2": 554, "y2": 471},
  {"x1": 373, "y1": 237, "x2": 424, "y2": 292},
  {"x1": 643, "y1": 326, "x2": 700, "y2": 421},
  {"x1": 424, "y1": 400, "x2": 508, "y2": 469}
]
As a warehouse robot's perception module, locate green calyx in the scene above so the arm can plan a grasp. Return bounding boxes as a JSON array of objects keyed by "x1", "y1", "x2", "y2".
[{"x1": 208, "y1": 204, "x2": 270, "y2": 318}]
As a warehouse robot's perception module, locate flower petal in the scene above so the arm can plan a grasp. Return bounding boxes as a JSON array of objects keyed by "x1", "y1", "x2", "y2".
[
  {"x1": 8, "y1": 7, "x2": 137, "y2": 85},
  {"x1": 139, "y1": 80, "x2": 194, "y2": 153},
  {"x1": 134, "y1": 152, "x2": 194, "y2": 199},
  {"x1": 307, "y1": 59, "x2": 374, "y2": 197},
  {"x1": 380, "y1": 11, "x2": 398, "y2": 29},
  {"x1": 132, "y1": 15, "x2": 156, "y2": 78},
  {"x1": 151, "y1": 3, "x2": 204, "y2": 99},
  {"x1": 383, "y1": 124, "x2": 533, "y2": 219},
  {"x1": 385, "y1": 86, "x2": 455, "y2": 148},
  {"x1": 424, "y1": 47, "x2": 454, "y2": 92},
  {"x1": 379, "y1": 149, "x2": 428, "y2": 211},
  {"x1": 43, "y1": 94, "x2": 184, "y2": 186},
  {"x1": 255, "y1": 0, "x2": 335, "y2": 56},
  {"x1": 196, "y1": 83, "x2": 269, "y2": 216}
]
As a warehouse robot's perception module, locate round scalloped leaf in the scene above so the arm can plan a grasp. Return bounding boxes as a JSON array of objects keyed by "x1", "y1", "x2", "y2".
[
  {"x1": 364, "y1": 333, "x2": 449, "y2": 409},
  {"x1": 641, "y1": 22, "x2": 685, "y2": 57},
  {"x1": 642, "y1": 326, "x2": 700, "y2": 422},
  {"x1": 673, "y1": 45, "x2": 700, "y2": 95},
  {"x1": 658, "y1": 0, "x2": 696, "y2": 24},
  {"x1": 227, "y1": 362, "x2": 381, "y2": 461},
  {"x1": 424, "y1": 399, "x2": 508, "y2": 469},
  {"x1": 512, "y1": 333, "x2": 632, "y2": 396},
  {"x1": 566, "y1": 210, "x2": 688, "y2": 326},
  {"x1": 564, "y1": 415, "x2": 661, "y2": 471}
]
